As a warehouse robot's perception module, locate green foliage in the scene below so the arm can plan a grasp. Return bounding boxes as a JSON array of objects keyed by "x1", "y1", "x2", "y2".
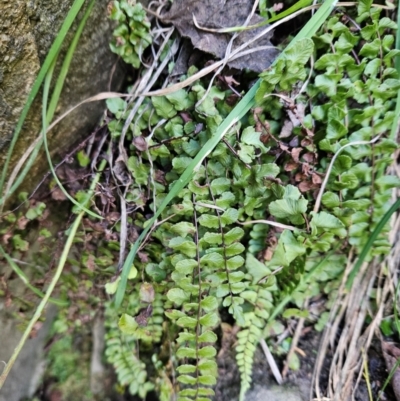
[
  {"x1": 108, "y1": 0, "x2": 152, "y2": 68},
  {"x1": 98, "y1": 3, "x2": 400, "y2": 400},
  {"x1": 105, "y1": 290, "x2": 164, "y2": 398}
]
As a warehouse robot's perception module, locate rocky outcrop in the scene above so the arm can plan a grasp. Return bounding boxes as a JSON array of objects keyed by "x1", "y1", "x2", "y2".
[{"x1": 0, "y1": 0, "x2": 125, "y2": 198}]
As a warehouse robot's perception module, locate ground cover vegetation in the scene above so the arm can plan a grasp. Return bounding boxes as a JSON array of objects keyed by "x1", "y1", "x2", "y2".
[{"x1": 1, "y1": 0, "x2": 400, "y2": 400}]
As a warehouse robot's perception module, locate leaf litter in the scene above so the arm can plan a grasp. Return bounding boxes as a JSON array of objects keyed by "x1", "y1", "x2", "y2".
[{"x1": 159, "y1": 0, "x2": 279, "y2": 73}]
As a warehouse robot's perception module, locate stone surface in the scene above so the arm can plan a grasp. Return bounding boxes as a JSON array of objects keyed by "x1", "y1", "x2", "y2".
[
  {"x1": 0, "y1": 306, "x2": 57, "y2": 401},
  {"x1": 245, "y1": 384, "x2": 306, "y2": 401},
  {"x1": 0, "y1": 0, "x2": 125, "y2": 198}
]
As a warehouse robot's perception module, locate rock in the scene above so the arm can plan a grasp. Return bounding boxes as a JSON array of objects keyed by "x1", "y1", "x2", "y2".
[
  {"x1": 0, "y1": 306, "x2": 57, "y2": 401},
  {"x1": 0, "y1": 0, "x2": 125, "y2": 199},
  {"x1": 245, "y1": 384, "x2": 306, "y2": 401}
]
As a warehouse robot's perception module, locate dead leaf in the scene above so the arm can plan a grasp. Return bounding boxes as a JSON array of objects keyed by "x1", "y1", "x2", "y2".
[
  {"x1": 140, "y1": 283, "x2": 155, "y2": 303},
  {"x1": 132, "y1": 136, "x2": 148, "y2": 151},
  {"x1": 135, "y1": 304, "x2": 153, "y2": 327},
  {"x1": 160, "y1": 0, "x2": 279, "y2": 73},
  {"x1": 312, "y1": 173, "x2": 322, "y2": 185},
  {"x1": 302, "y1": 152, "x2": 315, "y2": 163},
  {"x1": 17, "y1": 216, "x2": 29, "y2": 230},
  {"x1": 291, "y1": 147, "x2": 302, "y2": 163},
  {"x1": 279, "y1": 119, "x2": 293, "y2": 138},
  {"x1": 284, "y1": 160, "x2": 299, "y2": 172},
  {"x1": 221, "y1": 75, "x2": 240, "y2": 86},
  {"x1": 113, "y1": 156, "x2": 132, "y2": 186},
  {"x1": 51, "y1": 187, "x2": 67, "y2": 201}
]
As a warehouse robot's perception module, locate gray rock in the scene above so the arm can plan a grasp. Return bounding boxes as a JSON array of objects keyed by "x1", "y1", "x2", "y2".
[
  {"x1": 0, "y1": 0, "x2": 125, "y2": 199},
  {"x1": 0, "y1": 306, "x2": 57, "y2": 401},
  {"x1": 245, "y1": 384, "x2": 306, "y2": 401}
]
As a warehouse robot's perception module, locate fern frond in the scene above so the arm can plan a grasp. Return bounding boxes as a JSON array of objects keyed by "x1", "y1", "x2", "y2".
[{"x1": 104, "y1": 300, "x2": 154, "y2": 398}]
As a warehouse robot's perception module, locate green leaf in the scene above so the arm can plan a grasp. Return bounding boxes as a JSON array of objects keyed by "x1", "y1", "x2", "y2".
[
  {"x1": 224, "y1": 227, "x2": 245, "y2": 244},
  {"x1": 310, "y1": 211, "x2": 347, "y2": 237},
  {"x1": 198, "y1": 346, "x2": 217, "y2": 358},
  {"x1": 176, "y1": 364, "x2": 196, "y2": 374},
  {"x1": 145, "y1": 263, "x2": 166, "y2": 282},
  {"x1": 198, "y1": 375, "x2": 217, "y2": 385},
  {"x1": 127, "y1": 156, "x2": 149, "y2": 184},
  {"x1": 128, "y1": 265, "x2": 138, "y2": 279},
  {"x1": 269, "y1": 197, "x2": 308, "y2": 225},
  {"x1": 269, "y1": 230, "x2": 306, "y2": 268},
  {"x1": 166, "y1": 89, "x2": 194, "y2": 111},
  {"x1": 198, "y1": 360, "x2": 218, "y2": 375},
  {"x1": 241, "y1": 126, "x2": 268, "y2": 151},
  {"x1": 76, "y1": 150, "x2": 90, "y2": 167},
  {"x1": 176, "y1": 258, "x2": 198, "y2": 274},
  {"x1": 246, "y1": 253, "x2": 270, "y2": 283},
  {"x1": 198, "y1": 331, "x2": 218, "y2": 343},
  {"x1": 169, "y1": 237, "x2": 197, "y2": 258},
  {"x1": 226, "y1": 255, "x2": 245, "y2": 270},
  {"x1": 327, "y1": 119, "x2": 348, "y2": 140},
  {"x1": 177, "y1": 347, "x2": 197, "y2": 359},
  {"x1": 119, "y1": 313, "x2": 138, "y2": 334},
  {"x1": 199, "y1": 312, "x2": 219, "y2": 328},
  {"x1": 211, "y1": 177, "x2": 231, "y2": 194},
  {"x1": 375, "y1": 175, "x2": 400, "y2": 191},
  {"x1": 221, "y1": 208, "x2": 239, "y2": 225},
  {"x1": 282, "y1": 308, "x2": 310, "y2": 319},
  {"x1": 177, "y1": 374, "x2": 197, "y2": 385},
  {"x1": 378, "y1": 17, "x2": 397, "y2": 31},
  {"x1": 152, "y1": 96, "x2": 177, "y2": 118},
  {"x1": 167, "y1": 288, "x2": 188, "y2": 305},
  {"x1": 105, "y1": 276, "x2": 120, "y2": 295},
  {"x1": 321, "y1": 192, "x2": 340, "y2": 208},
  {"x1": 225, "y1": 242, "x2": 245, "y2": 257},
  {"x1": 359, "y1": 38, "x2": 381, "y2": 58},
  {"x1": 177, "y1": 316, "x2": 198, "y2": 328},
  {"x1": 170, "y1": 222, "x2": 196, "y2": 237},
  {"x1": 203, "y1": 232, "x2": 223, "y2": 245},
  {"x1": 198, "y1": 214, "x2": 220, "y2": 228},
  {"x1": 172, "y1": 157, "x2": 194, "y2": 174},
  {"x1": 177, "y1": 332, "x2": 196, "y2": 343},
  {"x1": 106, "y1": 97, "x2": 126, "y2": 114},
  {"x1": 284, "y1": 37, "x2": 314, "y2": 65},
  {"x1": 200, "y1": 252, "x2": 224, "y2": 268},
  {"x1": 200, "y1": 296, "x2": 218, "y2": 312}
]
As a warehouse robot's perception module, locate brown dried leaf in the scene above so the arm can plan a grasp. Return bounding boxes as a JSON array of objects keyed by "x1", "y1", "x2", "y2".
[
  {"x1": 312, "y1": 173, "x2": 322, "y2": 185},
  {"x1": 299, "y1": 181, "x2": 313, "y2": 192},
  {"x1": 17, "y1": 216, "x2": 29, "y2": 230},
  {"x1": 113, "y1": 156, "x2": 132, "y2": 186},
  {"x1": 140, "y1": 283, "x2": 155, "y2": 303},
  {"x1": 279, "y1": 119, "x2": 293, "y2": 138},
  {"x1": 86, "y1": 254, "x2": 96, "y2": 272},
  {"x1": 132, "y1": 136, "x2": 148, "y2": 151},
  {"x1": 51, "y1": 187, "x2": 67, "y2": 201},
  {"x1": 284, "y1": 160, "x2": 299, "y2": 172},
  {"x1": 135, "y1": 304, "x2": 153, "y2": 327},
  {"x1": 222, "y1": 75, "x2": 240, "y2": 86},
  {"x1": 291, "y1": 147, "x2": 302, "y2": 163},
  {"x1": 302, "y1": 152, "x2": 315, "y2": 163},
  {"x1": 160, "y1": 0, "x2": 279, "y2": 73}
]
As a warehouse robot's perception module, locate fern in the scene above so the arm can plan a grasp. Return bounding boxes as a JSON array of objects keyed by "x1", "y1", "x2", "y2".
[
  {"x1": 105, "y1": 287, "x2": 165, "y2": 397},
  {"x1": 100, "y1": 1, "x2": 400, "y2": 399},
  {"x1": 235, "y1": 253, "x2": 276, "y2": 399}
]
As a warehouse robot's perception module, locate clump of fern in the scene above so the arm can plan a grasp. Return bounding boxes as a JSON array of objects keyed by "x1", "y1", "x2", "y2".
[{"x1": 101, "y1": 0, "x2": 400, "y2": 399}]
